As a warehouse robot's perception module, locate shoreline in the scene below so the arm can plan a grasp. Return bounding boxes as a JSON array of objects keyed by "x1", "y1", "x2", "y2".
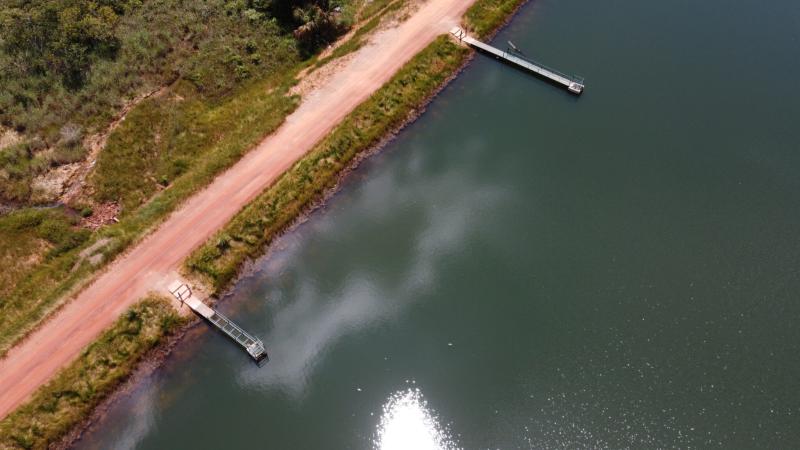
[
  {"x1": 2, "y1": 0, "x2": 530, "y2": 445},
  {"x1": 59, "y1": 43, "x2": 477, "y2": 449},
  {"x1": 65, "y1": 0, "x2": 534, "y2": 433},
  {"x1": 58, "y1": 50, "x2": 477, "y2": 448},
  {"x1": 192, "y1": 0, "x2": 532, "y2": 297},
  {"x1": 54, "y1": 317, "x2": 202, "y2": 449}
]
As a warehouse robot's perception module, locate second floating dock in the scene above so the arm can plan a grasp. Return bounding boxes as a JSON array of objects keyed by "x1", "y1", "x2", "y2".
[{"x1": 450, "y1": 27, "x2": 584, "y2": 95}]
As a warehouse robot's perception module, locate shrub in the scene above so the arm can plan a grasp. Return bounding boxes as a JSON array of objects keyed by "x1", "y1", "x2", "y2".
[{"x1": 58, "y1": 124, "x2": 83, "y2": 147}]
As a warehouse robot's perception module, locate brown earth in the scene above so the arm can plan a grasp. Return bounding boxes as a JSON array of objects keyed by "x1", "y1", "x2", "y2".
[{"x1": 0, "y1": 0, "x2": 472, "y2": 419}]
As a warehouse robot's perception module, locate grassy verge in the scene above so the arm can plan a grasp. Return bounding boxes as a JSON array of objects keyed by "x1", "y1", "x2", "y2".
[
  {"x1": 0, "y1": 1, "x2": 302, "y2": 204},
  {"x1": 464, "y1": 0, "x2": 528, "y2": 38},
  {"x1": 187, "y1": 36, "x2": 469, "y2": 291},
  {"x1": 0, "y1": 297, "x2": 186, "y2": 450}
]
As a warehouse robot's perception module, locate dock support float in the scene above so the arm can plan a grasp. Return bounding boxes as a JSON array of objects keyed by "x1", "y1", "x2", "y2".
[
  {"x1": 169, "y1": 281, "x2": 268, "y2": 365},
  {"x1": 450, "y1": 27, "x2": 585, "y2": 95}
]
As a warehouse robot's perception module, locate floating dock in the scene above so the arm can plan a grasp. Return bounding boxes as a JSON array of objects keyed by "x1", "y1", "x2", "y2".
[
  {"x1": 169, "y1": 281, "x2": 268, "y2": 365},
  {"x1": 450, "y1": 27, "x2": 584, "y2": 95}
]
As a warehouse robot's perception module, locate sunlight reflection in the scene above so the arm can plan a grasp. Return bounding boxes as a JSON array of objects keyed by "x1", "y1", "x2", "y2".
[{"x1": 375, "y1": 388, "x2": 460, "y2": 450}]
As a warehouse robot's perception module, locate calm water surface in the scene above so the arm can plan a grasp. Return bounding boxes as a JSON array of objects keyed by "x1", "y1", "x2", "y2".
[{"x1": 76, "y1": 0, "x2": 800, "y2": 447}]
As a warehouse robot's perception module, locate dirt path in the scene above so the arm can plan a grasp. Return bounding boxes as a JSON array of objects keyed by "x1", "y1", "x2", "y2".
[{"x1": 0, "y1": 0, "x2": 473, "y2": 419}]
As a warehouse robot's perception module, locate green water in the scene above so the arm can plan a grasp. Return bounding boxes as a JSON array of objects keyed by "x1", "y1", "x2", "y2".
[{"x1": 75, "y1": 0, "x2": 800, "y2": 447}]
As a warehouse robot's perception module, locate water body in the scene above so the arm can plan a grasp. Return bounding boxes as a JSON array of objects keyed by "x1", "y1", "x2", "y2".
[{"x1": 76, "y1": 0, "x2": 800, "y2": 447}]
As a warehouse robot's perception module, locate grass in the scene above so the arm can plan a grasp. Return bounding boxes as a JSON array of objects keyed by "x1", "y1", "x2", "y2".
[
  {"x1": 0, "y1": 0, "x2": 528, "y2": 358},
  {"x1": 0, "y1": 73, "x2": 299, "y2": 357},
  {"x1": 187, "y1": 36, "x2": 469, "y2": 291},
  {"x1": 0, "y1": 296, "x2": 186, "y2": 450},
  {"x1": 464, "y1": 0, "x2": 528, "y2": 37},
  {"x1": 0, "y1": 209, "x2": 89, "y2": 299},
  {"x1": 90, "y1": 77, "x2": 298, "y2": 213},
  {"x1": 359, "y1": 0, "x2": 401, "y2": 22},
  {"x1": 0, "y1": 1, "x2": 526, "y2": 446},
  {"x1": 0, "y1": 0, "x2": 377, "y2": 356},
  {"x1": 0, "y1": 0, "x2": 323, "y2": 205}
]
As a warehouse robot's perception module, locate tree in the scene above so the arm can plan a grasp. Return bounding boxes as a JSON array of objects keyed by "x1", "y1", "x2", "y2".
[{"x1": 0, "y1": 1, "x2": 121, "y2": 90}]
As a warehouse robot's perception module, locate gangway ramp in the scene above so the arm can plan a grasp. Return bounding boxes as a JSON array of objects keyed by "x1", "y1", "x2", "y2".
[{"x1": 169, "y1": 281, "x2": 268, "y2": 365}]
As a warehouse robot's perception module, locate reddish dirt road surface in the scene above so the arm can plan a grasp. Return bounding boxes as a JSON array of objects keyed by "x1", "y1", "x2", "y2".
[{"x1": 0, "y1": 0, "x2": 473, "y2": 419}]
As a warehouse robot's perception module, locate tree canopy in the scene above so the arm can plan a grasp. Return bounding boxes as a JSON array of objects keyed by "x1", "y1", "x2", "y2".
[{"x1": 0, "y1": 1, "x2": 134, "y2": 90}]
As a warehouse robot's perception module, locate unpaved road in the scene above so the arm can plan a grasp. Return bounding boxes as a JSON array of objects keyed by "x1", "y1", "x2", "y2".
[{"x1": 0, "y1": 0, "x2": 473, "y2": 419}]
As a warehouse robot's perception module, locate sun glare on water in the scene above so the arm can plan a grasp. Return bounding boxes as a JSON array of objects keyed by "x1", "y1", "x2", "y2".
[{"x1": 374, "y1": 388, "x2": 460, "y2": 450}]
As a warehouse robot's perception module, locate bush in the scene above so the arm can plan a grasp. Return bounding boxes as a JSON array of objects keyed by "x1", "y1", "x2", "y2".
[{"x1": 58, "y1": 124, "x2": 83, "y2": 147}]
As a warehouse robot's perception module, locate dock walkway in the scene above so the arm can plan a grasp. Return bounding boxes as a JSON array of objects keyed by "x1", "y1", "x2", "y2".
[
  {"x1": 450, "y1": 27, "x2": 584, "y2": 94},
  {"x1": 169, "y1": 282, "x2": 268, "y2": 365}
]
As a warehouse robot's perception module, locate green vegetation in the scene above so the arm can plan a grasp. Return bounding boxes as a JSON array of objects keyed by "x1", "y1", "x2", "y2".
[
  {"x1": 0, "y1": 1, "x2": 527, "y2": 445},
  {"x1": 0, "y1": 208, "x2": 88, "y2": 300},
  {"x1": 0, "y1": 0, "x2": 523, "y2": 358},
  {"x1": 464, "y1": 0, "x2": 526, "y2": 37},
  {"x1": 0, "y1": 73, "x2": 298, "y2": 356},
  {"x1": 91, "y1": 79, "x2": 298, "y2": 213},
  {"x1": 0, "y1": 0, "x2": 366, "y2": 355},
  {"x1": 188, "y1": 36, "x2": 469, "y2": 291},
  {"x1": 0, "y1": 0, "x2": 347, "y2": 204},
  {"x1": 0, "y1": 297, "x2": 185, "y2": 450},
  {"x1": 0, "y1": 0, "x2": 528, "y2": 446}
]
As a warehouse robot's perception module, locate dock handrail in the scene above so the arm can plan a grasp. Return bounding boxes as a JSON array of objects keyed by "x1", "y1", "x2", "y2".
[
  {"x1": 504, "y1": 49, "x2": 582, "y2": 85},
  {"x1": 168, "y1": 281, "x2": 268, "y2": 365}
]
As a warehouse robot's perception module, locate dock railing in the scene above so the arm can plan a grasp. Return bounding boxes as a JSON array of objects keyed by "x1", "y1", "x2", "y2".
[
  {"x1": 450, "y1": 27, "x2": 585, "y2": 94},
  {"x1": 168, "y1": 281, "x2": 268, "y2": 365},
  {"x1": 505, "y1": 49, "x2": 583, "y2": 86}
]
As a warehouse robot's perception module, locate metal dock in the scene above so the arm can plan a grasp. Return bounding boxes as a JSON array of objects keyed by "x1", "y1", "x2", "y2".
[
  {"x1": 450, "y1": 27, "x2": 584, "y2": 95},
  {"x1": 169, "y1": 281, "x2": 268, "y2": 365}
]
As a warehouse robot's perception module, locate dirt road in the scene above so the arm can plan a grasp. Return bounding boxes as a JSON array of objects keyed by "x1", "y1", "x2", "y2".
[{"x1": 0, "y1": 0, "x2": 473, "y2": 419}]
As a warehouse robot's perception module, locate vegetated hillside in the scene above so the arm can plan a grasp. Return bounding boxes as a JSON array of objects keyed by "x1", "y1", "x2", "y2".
[{"x1": 0, "y1": 0, "x2": 350, "y2": 205}]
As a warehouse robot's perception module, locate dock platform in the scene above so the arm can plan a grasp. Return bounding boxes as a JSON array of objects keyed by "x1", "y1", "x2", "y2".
[
  {"x1": 169, "y1": 281, "x2": 268, "y2": 365},
  {"x1": 450, "y1": 27, "x2": 584, "y2": 95}
]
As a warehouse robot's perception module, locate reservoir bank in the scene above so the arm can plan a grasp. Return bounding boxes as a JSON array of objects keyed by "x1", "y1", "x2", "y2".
[{"x1": 76, "y1": 0, "x2": 800, "y2": 447}]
